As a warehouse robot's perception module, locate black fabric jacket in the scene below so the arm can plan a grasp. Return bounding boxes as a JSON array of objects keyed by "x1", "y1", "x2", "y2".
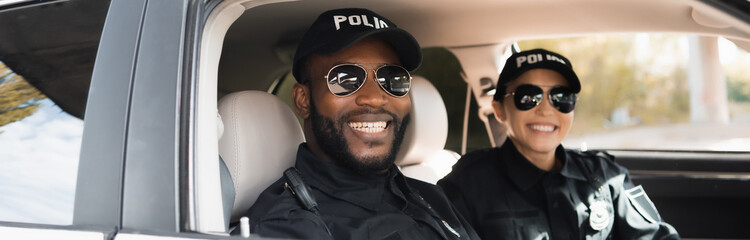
[
  {"x1": 243, "y1": 144, "x2": 479, "y2": 240},
  {"x1": 438, "y1": 139, "x2": 680, "y2": 240}
]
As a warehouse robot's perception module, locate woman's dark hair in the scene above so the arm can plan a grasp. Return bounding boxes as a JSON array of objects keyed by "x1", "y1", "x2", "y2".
[{"x1": 493, "y1": 84, "x2": 507, "y2": 102}]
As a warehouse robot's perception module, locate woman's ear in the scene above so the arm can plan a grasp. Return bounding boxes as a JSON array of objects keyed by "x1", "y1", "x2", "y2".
[
  {"x1": 292, "y1": 83, "x2": 311, "y2": 119},
  {"x1": 492, "y1": 100, "x2": 507, "y2": 123}
]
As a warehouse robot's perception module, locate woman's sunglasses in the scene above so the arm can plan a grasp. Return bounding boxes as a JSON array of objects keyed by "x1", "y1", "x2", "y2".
[
  {"x1": 324, "y1": 64, "x2": 411, "y2": 97},
  {"x1": 503, "y1": 84, "x2": 577, "y2": 113}
]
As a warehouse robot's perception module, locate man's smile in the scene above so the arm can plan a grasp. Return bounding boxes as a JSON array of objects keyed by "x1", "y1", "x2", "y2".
[
  {"x1": 343, "y1": 112, "x2": 395, "y2": 138},
  {"x1": 348, "y1": 121, "x2": 389, "y2": 133}
]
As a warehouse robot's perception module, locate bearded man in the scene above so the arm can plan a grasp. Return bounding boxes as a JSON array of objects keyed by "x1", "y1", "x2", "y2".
[{"x1": 241, "y1": 8, "x2": 478, "y2": 240}]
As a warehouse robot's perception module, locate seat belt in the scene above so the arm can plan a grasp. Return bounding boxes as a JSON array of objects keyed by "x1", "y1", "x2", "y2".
[{"x1": 283, "y1": 167, "x2": 333, "y2": 237}]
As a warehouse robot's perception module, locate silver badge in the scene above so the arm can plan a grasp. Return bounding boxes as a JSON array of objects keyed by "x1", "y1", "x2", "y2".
[{"x1": 589, "y1": 200, "x2": 610, "y2": 231}]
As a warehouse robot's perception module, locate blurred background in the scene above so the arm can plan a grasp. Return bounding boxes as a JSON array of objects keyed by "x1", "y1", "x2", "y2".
[{"x1": 414, "y1": 34, "x2": 750, "y2": 152}]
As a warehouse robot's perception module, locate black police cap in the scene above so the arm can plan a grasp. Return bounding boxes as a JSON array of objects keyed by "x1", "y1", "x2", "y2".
[
  {"x1": 495, "y1": 48, "x2": 581, "y2": 101},
  {"x1": 292, "y1": 8, "x2": 422, "y2": 82}
]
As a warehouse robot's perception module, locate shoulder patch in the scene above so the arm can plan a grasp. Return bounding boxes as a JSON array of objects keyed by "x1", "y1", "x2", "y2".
[{"x1": 625, "y1": 185, "x2": 661, "y2": 223}]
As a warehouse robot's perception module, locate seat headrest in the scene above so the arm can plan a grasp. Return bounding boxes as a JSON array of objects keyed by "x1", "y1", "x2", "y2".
[
  {"x1": 396, "y1": 76, "x2": 449, "y2": 166},
  {"x1": 218, "y1": 91, "x2": 304, "y2": 222}
]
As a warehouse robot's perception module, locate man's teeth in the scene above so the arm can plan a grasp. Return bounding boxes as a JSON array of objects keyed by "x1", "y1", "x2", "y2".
[
  {"x1": 531, "y1": 125, "x2": 555, "y2": 132},
  {"x1": 349, "y1": 121, "x2": 387, "y2": 133}
]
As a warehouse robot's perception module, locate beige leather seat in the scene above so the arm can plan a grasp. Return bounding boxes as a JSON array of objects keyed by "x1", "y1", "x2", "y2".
[
  {"x1": 217, "y1": 76, "x2": 454, "y2": 224},
  {"x1": 218, "y1": 90, "x2": 304, "y2": 222},
  {"x1": 397, "y1": 76, "x2": 459, "y2": 184}
]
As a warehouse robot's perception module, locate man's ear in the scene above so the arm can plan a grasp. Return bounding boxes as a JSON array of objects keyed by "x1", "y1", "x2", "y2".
[
  {"x1": 492, "y1": 100, "x2": 507, "y2": 123},
  {"x1": 292, "y1": 83, "x2": 311, "y2": 119}
]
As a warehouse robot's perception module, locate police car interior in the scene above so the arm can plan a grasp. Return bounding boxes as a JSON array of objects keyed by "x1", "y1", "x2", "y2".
[
  {"x1": 210, "y1": 1, "x2": 750, "y2": 238},
  {"x1": 1, "y1": 0, "x2": 749, "y2": 239}
]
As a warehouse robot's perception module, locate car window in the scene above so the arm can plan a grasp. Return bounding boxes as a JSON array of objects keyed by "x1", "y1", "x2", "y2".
[
  {"x1": 518, "y1": 34, "x2": 750, "y2": 151},
  {"x1": 0, "y1": 62, "x2": 82, "y2": 225},
  {"x1": 0, "y1": 0, "x2": 106, "y2": 226}
]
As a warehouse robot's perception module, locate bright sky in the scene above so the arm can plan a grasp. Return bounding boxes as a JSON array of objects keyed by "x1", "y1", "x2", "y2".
[
  {"x1": 631, "y1": 34, "x2": 746, "y2": 74},
  {"x1": 0, "y1": 0, "x2": 28, "y2": 8},
  {"x1": 0, "y1": 99, "x2": 82, "y2": 225}
]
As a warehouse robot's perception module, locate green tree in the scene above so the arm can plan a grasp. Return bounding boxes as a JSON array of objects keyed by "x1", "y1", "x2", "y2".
[
  {"x1": 0, "y1": 62, "x2": 47, "y2": 130},
  {"x1": 724, "y1": 50, "x2": 750, "y2": 102}
]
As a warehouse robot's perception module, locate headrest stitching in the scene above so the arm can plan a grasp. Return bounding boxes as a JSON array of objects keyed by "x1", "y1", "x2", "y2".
[{"x1": 231, "y1": 94, "x2": 241, "y2": 196}]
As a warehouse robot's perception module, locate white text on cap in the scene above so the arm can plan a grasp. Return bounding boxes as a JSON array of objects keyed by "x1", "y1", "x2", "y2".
[
  {"x1": 516, "y1": 53, "x2": 567, "y2": 68},
  {"x1": 333, "y1": 15, "x2": 389, "y2": 30}
]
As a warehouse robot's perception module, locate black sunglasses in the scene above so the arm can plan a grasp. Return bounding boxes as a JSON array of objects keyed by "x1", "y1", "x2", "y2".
[
  {"x1": 503, "y1": 84, "x2": 577, "y2": 113},
  {"x1": 324, "y1": 64, "x2": 411, "y2": 97}
]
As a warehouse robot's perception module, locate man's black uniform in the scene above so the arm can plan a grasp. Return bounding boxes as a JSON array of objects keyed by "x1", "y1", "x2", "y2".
[
  {"x1": 438, "y1": 139, "x2": 679, "y2": 239},
  {"x1": 245, "y1": 144, "x2": 478, "y2": 239}
]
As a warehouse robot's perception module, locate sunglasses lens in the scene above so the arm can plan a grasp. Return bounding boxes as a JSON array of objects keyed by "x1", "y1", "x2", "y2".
[
  {"x1": 513, "y1": 84, "x2": 543, "y2": 111},
  {"x1": 550, "y1": 87, "x2": 577, "y2": 113},
  {"x1": 375, "y1": 65, "x2": 411, "y2": 97},
  {"x1": 327, "y1": 65, "x2": 367, "y2": 96}
]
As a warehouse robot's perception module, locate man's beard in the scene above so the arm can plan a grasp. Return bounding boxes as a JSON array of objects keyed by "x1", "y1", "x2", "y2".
[{"x1": 309, "y1": 98, "x2": 410, "y2": 175}]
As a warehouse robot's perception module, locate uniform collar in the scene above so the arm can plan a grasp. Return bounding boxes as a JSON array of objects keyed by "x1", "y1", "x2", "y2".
[
  {"x1": 294, "y1": 144, "x2": 407, "y2": 211},
  {"x1": 559, "y1": 148, "x2": 587, "y2": 182},
  {"x1": 499, "y1": 139, "x2": 586, "y2": 191}
]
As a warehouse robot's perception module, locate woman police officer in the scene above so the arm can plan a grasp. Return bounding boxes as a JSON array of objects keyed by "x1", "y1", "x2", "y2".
[{"x1": 438, "y1": 48, "x2": 679, "y2": 239}]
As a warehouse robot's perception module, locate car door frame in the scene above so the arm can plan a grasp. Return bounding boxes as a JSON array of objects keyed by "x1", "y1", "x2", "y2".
[
  {"x1": 72, "y1": 0, "x2": 225, "y2": 235},
  {"x1": 0, "y1": 0, "x2": 202, "y2": 237}
]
